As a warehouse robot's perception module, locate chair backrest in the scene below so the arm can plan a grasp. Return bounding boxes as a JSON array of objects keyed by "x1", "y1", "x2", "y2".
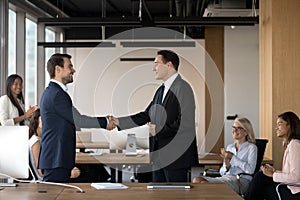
[
  {"x1": 29, "y1": 146, "x2": 43, "y2": 181},
  {"x1": 254, "y1": 139, "x2": 268, "y2": 174}
]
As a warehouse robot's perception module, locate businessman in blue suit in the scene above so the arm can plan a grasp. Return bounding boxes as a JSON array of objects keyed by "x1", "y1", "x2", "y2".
[
  {"x1": 117, "y1": 50, "x2": 198, "y2": 182},
  {"x1": 39, "y1": 53, "x2": 117, "y2": 182}
]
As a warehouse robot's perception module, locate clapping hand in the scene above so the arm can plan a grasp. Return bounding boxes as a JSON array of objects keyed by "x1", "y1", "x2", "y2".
[
  {"x1": 220, "y1": 148, "x2": 234, "y2": 160},
  {"x1": 106, "y1": 115, "x2": 119, "y2": 130},
  {"x1": 24, "y1": 105, "x2": 39, "y2": 119},
  {"x1": 261, "y1": 164, "x2": 275, "y2": 177},
  {"x1": 220, "y1": 148, "x2": 233, "y2": 170}
]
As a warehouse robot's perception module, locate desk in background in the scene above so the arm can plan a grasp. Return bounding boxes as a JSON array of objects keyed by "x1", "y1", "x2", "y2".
[
  {"x1": 198, "y1": 154, "x2": 273, "y2": 167},
  {"x1": 198, "y1": 154, "x2": 223, "y2": 165},
  {"x1": 192, "y1": 154, "x2": 274, "y2": 179},
  {"x1": 76, "y1": 152, "x2": 150, "y2": 183},
  {"x1": 76, "y1": 141, "x2": 109, "y2": 152},
  {"x1": 0, "y1": 183, "x2": 243, "y2": 200}
]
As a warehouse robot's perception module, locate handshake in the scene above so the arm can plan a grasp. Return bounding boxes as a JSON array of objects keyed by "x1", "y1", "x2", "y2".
[{"x1": 106, "y1": 115, "x2": 119, "y2": 130}]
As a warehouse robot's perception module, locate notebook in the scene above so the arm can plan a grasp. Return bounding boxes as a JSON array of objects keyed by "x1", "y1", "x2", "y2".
[{"x1": 147, "y1": 182, "x2": 191, "y2": 189}]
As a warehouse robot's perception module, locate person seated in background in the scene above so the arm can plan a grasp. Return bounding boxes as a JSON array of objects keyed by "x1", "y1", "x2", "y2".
[
  {"x1": 29, "y1": 109, "x2": 80, "y2": 181},
  {"x1": 29, "y1": 108, "x2": 80, "y2": 180},
  {"x1": 29, "y1": 108, "x2": 110, "y2": 182},
  {"x1": 245, "y1": 111, "x2": 300, "y2": 200},
  {"x1": 193, "y1": 117, "x2": 257, "y2": 195}
]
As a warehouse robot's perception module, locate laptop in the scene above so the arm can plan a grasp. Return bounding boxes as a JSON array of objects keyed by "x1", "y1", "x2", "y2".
[{"x1": 147, "y1": 182, "x2": 191, "y2": 189}]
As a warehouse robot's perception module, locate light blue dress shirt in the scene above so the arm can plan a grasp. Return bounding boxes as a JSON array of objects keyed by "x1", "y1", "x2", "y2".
[{"x1": 219, "y1": 141, "x2": 257, "y2": 180}]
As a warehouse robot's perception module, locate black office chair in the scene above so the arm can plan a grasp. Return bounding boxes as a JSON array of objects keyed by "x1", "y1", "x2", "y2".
[
  {"x1": 237, "y1": 139, "x2": 268, "y2": 196},
  {"x1": 238, "y1": 139, "x2": 268, "y2": 176},
  {"x1": 276, "y1": 183, "x2": 300, "y2": 200}
]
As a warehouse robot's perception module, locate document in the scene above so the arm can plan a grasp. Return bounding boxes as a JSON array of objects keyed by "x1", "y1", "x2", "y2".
[{"x1": 91, "y1": 183, "x2": 128, "y2": 190}]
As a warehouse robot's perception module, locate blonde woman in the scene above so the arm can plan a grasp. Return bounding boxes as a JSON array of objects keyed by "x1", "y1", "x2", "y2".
[{"x1": 193, "y1": 117, "x2": 257, "y2": 194}]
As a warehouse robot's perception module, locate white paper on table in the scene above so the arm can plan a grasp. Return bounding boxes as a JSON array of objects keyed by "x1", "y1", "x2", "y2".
[{"x1": 91, "y1": 183, "x2": 128, "y2": 190}]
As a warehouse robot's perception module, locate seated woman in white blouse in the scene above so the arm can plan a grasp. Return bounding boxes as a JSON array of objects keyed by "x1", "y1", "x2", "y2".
[
  {"x1": 193, "y1": 117, "x2": 257, "y2": 195},
  {"x1": 0, "y1": 74, "x2": 37, "y2": 126}
]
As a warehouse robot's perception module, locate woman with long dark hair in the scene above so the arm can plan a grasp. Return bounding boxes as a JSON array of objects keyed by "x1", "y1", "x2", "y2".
[
  {"x1": 245, "y1": 111, "x2": 300, "y2": 200},
  {"x1": 0, "y1": 74, "x2": 37, "y2": 125}
]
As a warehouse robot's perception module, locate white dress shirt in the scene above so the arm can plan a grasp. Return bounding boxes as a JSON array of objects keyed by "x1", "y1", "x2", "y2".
[{"x1": 162, "y1": 73, "x2": 178, "y2": 102}]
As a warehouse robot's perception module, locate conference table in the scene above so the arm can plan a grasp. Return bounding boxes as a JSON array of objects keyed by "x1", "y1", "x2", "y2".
[{"x1": 0, "y1": 182, "x2": 243, "y2": 199}]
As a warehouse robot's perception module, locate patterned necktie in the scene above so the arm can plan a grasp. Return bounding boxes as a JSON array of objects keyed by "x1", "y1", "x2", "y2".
[{"x1": 157, "y1": 84, "x2": 165, "y2": 104}]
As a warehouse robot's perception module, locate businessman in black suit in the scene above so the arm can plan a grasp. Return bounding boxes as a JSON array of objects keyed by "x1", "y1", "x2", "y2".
[
  {"x1": 118, "y1": 50, "x2": 198, "y2": 182},
  {"x1": 39, "y1": 53, "x2": 117, "y2": 182}
]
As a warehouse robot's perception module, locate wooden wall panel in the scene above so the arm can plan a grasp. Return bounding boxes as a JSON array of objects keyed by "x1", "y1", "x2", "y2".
[
  {"x1": 204, "y1": 27, "x2": 224, "y2": 153},
  {"x1": 260, "y1": 0, "x2": 300, "y2": 169}
]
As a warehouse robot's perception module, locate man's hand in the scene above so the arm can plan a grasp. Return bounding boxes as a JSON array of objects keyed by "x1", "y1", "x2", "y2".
[
  {"x1": 106, "y1": 115, "x2": 119, "y2": 130},
  {"x1": 70, "y1": 167, "x2": 81, "y2": 178},
  {"x1": 148, "y1": 122, "x2": 156, "y2": 136}
]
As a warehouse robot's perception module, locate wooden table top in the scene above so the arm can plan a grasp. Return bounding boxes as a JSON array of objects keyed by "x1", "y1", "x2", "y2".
[
  {"x1": 76, "y1": 152, "x2": 150, "y2": 165},
  {"x1": 76, "y1": 141, "x2": 110, "y2": 149},
  {"x1": 0, "y1": 182, "x2": 242, "y2": 200},
  {"x1": 76, "y1": 152, "x2": 223, "y2": 165}
]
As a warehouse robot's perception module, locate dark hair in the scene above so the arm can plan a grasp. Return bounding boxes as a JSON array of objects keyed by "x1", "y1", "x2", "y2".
[
  {"x1": 6, "y1": 74, "x2": 25, "y2": 125},
  {"x1": 47, "y1": 53, "x2": 72, "y2": 78},
  {"x1": 29, "y1": 108, "x2": 40, "y2": 139},
  {"x1": 157, "y1": 50, "x2": 180, "y2": 71},
  {"x1": 278, "y1": 111, "x2": 300, "y2": 143},
  {"x1": 6, "y1": 74, "x2": 24, "y2": 104}
]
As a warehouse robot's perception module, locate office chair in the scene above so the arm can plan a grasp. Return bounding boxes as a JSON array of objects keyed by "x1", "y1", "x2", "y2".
[
  {"x1": 29, "y1": 150, "x2": 43, "y2": 181},
  {"x1": 237, "y1": 139, "x2": 268, "y2": 196},
  {"x1": 276, "y1": 183, "x2": 300, "y2": 200}
]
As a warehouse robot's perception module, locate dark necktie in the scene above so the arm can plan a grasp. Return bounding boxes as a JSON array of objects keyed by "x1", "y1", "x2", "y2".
[{"x1": 157, "y1": 84, "x2": 165, "y2": 104}]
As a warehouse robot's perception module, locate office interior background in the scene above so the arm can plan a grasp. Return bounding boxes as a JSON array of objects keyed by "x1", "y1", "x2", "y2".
[{"x1": 0, "y1": 0, "x2": 299, "y2": 170}]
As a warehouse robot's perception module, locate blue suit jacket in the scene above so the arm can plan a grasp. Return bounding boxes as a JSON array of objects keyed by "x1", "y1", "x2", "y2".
[
  {"x1": 118, "y1": 75, "x2": 198, "y2": 170},
  {"x1": 38, "y1": 81, "x2": 107, "y2": 170}
]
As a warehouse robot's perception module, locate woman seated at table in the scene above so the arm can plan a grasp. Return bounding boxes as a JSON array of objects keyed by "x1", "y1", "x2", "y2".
[
  {"x1": 245, "y1": 111, "x2": 300, "y2": 200},
  {"x1": 193, "y1": 117, "x2": 257, "y2": 195},
  {"x1": 29, "y1": 109, "x2": 110, "y2": 182}
]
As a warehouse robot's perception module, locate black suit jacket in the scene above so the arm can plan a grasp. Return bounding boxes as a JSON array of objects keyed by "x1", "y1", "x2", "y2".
[
  {"x1": 39, "y1": 82, "x2": 107, "y2": 170},
  {"x1": 119, "y1": 75, "x2": 198, "y2": 170}
]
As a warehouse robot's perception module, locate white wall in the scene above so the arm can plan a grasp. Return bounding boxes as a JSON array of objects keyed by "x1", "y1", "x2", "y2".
[
  {"x1": 224, "y1": 25, "x2": 259, "y2": 147},
  {"x1": 67, "y1": 37, "x2": 207, "y2": 154},
  {"x1": 66, "y1": 25, "x2": 259, "y2": 152}
]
